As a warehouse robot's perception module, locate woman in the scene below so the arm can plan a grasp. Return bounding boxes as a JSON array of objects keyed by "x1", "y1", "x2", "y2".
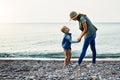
[{"x1": 69, "y1": 11, "x2": 97, "y2": 65}]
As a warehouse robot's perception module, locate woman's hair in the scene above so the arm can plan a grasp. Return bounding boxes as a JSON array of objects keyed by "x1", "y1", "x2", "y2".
[
  {"x1": 77, "y1": 13, "x2": 86, "y2": 21},
  {"x1": 79, "y1": 13, "x2": 86, "y2": 16}
]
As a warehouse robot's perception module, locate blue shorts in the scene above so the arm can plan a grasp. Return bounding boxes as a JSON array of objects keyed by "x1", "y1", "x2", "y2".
[{"x1": 63, "y1": 47, "x2": 71, "y2": 50}]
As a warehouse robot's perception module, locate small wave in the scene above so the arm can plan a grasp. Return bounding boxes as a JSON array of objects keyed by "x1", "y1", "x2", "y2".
[{"x1": 0, "y1": 52, "x2": 120, "y2": 59}]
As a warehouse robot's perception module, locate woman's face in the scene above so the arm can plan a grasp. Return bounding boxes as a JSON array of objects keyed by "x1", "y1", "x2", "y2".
[{"x1": 72, "y1": 17, "x2": 77, "y2": 21}]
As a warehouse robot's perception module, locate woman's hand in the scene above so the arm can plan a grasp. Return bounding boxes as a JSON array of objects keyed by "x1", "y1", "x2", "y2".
[{"x1": 77, "y1": 37, "x2": 81, "y2": 42}]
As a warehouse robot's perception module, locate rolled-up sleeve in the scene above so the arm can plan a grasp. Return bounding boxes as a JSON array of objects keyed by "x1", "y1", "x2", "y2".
[{"x1": 80, "y1": 16, "x2": 86, "y2": 23}]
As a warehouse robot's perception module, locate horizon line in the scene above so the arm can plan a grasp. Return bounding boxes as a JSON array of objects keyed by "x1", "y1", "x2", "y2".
[{"x1": 0, "y1": 21, "x2": 120, "y2": 24}]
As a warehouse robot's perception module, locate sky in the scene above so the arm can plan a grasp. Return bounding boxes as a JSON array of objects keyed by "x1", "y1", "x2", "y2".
[{"x1": 0, "y1": 0, "x2": 120, "y2": 23}]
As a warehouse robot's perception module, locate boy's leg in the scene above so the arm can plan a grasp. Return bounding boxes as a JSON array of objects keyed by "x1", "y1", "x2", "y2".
[
  {"x1": 64, "y1": 49, "x2": 69, "y2": 66},
  {"x1": 67, "y1": 50, "x2": 71, "y2": 64}
]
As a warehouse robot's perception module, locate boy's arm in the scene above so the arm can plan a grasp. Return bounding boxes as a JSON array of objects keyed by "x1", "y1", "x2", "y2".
[{"x1": 66, "y1": 35, "x2": 78, "y2": 43}]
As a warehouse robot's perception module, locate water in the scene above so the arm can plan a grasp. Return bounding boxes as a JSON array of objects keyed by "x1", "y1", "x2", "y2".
[{"x1": 0, "y1": 22, "x2": 120, "y2": 59}]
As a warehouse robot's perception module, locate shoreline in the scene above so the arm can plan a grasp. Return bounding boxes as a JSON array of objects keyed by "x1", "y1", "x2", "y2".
[{"x1": 0, "y1": 58, "x2": 120, "y2": 61}]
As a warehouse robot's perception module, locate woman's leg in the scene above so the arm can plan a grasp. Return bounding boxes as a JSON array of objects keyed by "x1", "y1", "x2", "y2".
[
  {"x1": 78, "y1": 39, "x2": 89, "y2": 64},
  {"x1": 90, "y1": 38, "x2": 96, "y2": 64}
]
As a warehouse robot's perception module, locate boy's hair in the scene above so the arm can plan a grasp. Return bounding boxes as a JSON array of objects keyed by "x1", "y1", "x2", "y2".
[{"x1": 61, "y1": 26, "x2": 67, "y2": 33}]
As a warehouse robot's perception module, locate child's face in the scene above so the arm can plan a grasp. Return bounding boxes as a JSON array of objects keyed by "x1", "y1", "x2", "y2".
[{"x1": 64, "y1": 27, "x2": 70, "y2": 33}]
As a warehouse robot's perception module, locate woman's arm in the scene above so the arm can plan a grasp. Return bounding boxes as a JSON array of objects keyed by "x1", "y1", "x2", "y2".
[{"x1": 78, "y1": 22, "x2": 87, "y2": 42}]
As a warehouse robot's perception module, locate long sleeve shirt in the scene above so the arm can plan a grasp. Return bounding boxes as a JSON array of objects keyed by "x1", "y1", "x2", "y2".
[{"x1": 62, "y1": 33, "x2": 78, "y2": 50}]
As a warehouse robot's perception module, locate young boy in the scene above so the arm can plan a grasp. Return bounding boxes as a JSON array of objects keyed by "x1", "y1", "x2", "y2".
[{"x1": 61, "y1": 26, "x2": 78, "y2": 67}]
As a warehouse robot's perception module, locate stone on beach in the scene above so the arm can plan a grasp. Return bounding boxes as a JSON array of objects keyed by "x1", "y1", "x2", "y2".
[{"x1": 0, "y1": 60, "x2": 120, "y2": 80}]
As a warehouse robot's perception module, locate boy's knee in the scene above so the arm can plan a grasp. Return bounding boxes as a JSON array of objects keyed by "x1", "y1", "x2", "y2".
[
  {"x1": 65, "y1": 56, "x2": 68, "y2": 60},
  {"x1": 68, "y1": 56, "x2": 71, "y2": 59}
]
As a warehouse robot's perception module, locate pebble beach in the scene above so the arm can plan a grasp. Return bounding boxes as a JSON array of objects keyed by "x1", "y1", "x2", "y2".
[{"x1": 0, "y1": 59, "x2": 120, "y2": 80}]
